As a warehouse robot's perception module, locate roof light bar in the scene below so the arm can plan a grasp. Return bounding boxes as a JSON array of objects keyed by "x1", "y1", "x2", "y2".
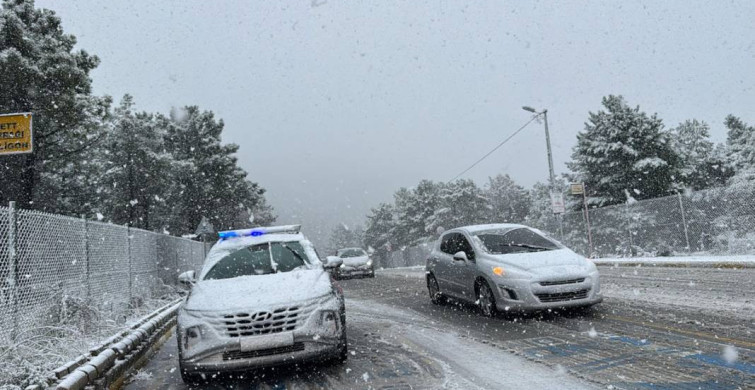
[{"x1": 218, "y1": 224, "x2": 302, "y2": 240}]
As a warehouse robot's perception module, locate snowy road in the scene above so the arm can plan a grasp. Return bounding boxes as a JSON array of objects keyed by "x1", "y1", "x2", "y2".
[{"x1": 126, "y1": 266, "x2": 754, "y2": 389}]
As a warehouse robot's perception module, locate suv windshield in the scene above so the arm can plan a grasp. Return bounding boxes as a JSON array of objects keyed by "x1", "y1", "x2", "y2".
[
  {"x1": 204, "y1": 241, "x2": 310, "y2": 280},
  {"x1": 338, "y1": 248, "x2": 366, "y2": 257},
  {"x1": 475, "y1": 228, "x2": 563, "y2": 255}
]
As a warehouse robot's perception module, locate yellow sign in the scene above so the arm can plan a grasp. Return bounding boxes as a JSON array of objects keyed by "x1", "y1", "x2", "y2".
[
  {"x1": 0, "y1": 113, "x2": 33, "y2": 155},
  {"x1": 570, "y1": 183, "x2": 585, "y2": 195}
]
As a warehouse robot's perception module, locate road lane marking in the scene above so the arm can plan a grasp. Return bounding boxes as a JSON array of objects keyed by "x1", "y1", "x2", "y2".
[{"x1": 603, "y1": 314, "x2": 755, "y2": 349}]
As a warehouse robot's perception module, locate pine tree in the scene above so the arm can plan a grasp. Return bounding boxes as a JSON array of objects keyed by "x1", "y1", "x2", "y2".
[
  {"x1": 670, "y1": 119, "x2": 730, "y2": 190},
  {"x1": 98, "y1": 95, "x2": 170, "y2": 229},
  {"x1": 364, "y1": 203, "x2": 396, "y2": 252},
  {"x1": 484, "y1": 174, "x2": 531, "y2": 223},
  {"x1": 724, "y1": 115, "x2": 755, "y2": 171},
  {"x1": 0, "y1": 0, "x2": 110, "y2": 207},
  {"x1": 162, "y1": 106, "x2": 272, "y2": 235},
  {"x1": 392, "y1": 180, "x2": 444, "y2": 246},
  {"x1": 567, "y1": 95, "x2": 681, "y2": 207},
  {"x1": 425, "y1": 179, "x2": 488, "y2": 234}
]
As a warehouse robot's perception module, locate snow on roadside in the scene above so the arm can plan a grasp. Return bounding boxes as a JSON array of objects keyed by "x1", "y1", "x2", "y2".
[
  {"x1": 593, "y1": 255, "x2": 755, "y2": 268},
  {"x1": 0, "y1": 294, "x2": 180, "y2": 389},
  {"x1": 377, "y1": 266, "x2": 425, "y2": 279}
]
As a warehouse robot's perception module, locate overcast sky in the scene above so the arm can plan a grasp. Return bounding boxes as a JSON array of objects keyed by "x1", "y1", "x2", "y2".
[{"x1": 37, "y1": 0, "x2": 755, "y2": 245}]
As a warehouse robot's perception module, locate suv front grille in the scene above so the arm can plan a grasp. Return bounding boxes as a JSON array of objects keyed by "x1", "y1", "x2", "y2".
[
  {"x1": 197, "y1": 297, "x2": 325, "y2": 338},
  {"x1": 539, "y1": 278, "x2": 585, "y2": 286},
  {"x1": 222, "y1": 306, "x2": 302, "y2": 337},
  {"x1": 222, "y1": 343, "x2": 305, "y2": 360},
  {"x1": 536, "y1": 289, "x2": 590, "y2": 303}
]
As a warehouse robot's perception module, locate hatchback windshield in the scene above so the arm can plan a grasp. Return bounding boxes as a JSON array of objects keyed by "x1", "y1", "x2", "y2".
[
  {"x1": 475, "y1": 228, "x2": 563, "y2": 255},
  {"x1": 204, "y1": 241, "x2": 310, "y2": 280},
  {"x1": 338, "y1": 248, "x2": 366, "y2": 258}
]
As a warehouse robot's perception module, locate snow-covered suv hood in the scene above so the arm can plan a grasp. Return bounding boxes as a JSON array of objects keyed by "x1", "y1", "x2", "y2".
[{"x1": 185, "y1": 268, "x2": 332, "y2": 311}]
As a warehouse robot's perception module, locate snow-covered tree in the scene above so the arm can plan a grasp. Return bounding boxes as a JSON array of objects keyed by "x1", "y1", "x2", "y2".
[
  {"x1": 484, "y1": 174, "x2": 530, "y2": 224},
  {"x1": 97, "y1": 95, "x2": 170, "y2": 229},
  {"x1": 161, "y1": 107, "x2": 273, "y2": 235},
  {"x1": 425, "y1": 179, "x2": 488, "y2": 234},
  {"x1": 670, "y1": 119, "x2": 730, "y2": 190},
  {"x1": 724, "y1": 115, "x2": 755, "y2": 171},
  {"x1": 567, "y1": 95, "x2": 681, "y2": 207},
  {"x1": 392, "y1": 180, "x2": 443, "y2": 245},
  {"x1": 0, "y1": 0, "x2": 110, "y2": 208},
  {"x1": 364, "y1": 202, "x2": 396, "y2": 250}
]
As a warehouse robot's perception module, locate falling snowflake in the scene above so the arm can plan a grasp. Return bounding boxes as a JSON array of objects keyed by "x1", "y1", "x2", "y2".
[{"x1": 722, "y1": 345, "x2": 738, "y2": 364}]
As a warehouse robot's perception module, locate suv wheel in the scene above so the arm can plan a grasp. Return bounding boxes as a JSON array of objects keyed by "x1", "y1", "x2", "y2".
[
  {"x1": 477, "y1": 280, "x2": 497, "y2": 317},
  {"x1": 333, "y1": 312, "x2": 348, "y2": 363},
  {"x1": 179, "y1": 362, "x2": 202, "y2": 384},
  {"x1": 427, "y1": 274, "x2": 446, "y2": 305}
]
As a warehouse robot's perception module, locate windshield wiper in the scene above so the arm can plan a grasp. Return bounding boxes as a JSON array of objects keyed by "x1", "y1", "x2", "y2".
[
  {"x1": 280, "y1": 243, "x2": 307, "y2": 268},
  {"x1": 500, "y1": 243, "x2": 552, "y2": 251}
]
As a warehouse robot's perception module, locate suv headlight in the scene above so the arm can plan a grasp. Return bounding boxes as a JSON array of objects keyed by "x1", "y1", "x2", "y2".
[
  {"x1": 317, "y1": 310, "x2": 340, "y2": 336},
  {"x1": 183, "y1": 325, "x2": 204, "y2": 351}
]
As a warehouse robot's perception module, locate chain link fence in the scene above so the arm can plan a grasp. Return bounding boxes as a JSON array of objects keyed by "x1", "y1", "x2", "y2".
[
  {"x1": 537, "y1": 187, "x2": 755, "y2": 257},
  {"x1": 0, "y1": 203, "x2": 209, "y2": 343},
  {"x1": 381, "y1": 187, "x2": 755, "y2": 267}
]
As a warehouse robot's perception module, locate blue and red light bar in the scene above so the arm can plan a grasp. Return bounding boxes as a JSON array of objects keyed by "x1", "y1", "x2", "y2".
[{"x1": 218, "y1": 225, "x2": 302, "y2": 240}]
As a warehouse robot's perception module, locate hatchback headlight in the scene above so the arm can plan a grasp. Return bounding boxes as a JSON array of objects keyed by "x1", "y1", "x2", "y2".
[{"x1": 366, "y1": 259, "x2": 373, "y2": 267}]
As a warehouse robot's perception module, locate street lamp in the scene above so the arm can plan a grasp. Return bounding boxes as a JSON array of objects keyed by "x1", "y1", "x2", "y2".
[
  {"x1": 523, "y1": 106, "x2": 566, "y2": 241},
  {"x1": 522, "y1": 106, "x2": 556, "y2": 193}
]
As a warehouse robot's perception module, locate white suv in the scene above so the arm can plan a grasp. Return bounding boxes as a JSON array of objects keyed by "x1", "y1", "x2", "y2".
[{"x1": 176, "y1": 225, "x2": 347, "y2": 383}]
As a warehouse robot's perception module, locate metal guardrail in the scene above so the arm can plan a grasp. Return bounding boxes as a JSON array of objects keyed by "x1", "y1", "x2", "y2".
[{"x1": 29, "y1": 298, "x2": 182, "y2": 390}]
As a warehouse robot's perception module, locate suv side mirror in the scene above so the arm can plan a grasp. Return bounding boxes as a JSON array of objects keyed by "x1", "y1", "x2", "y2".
[
  {"x1": 323, "y1": 256, "x2": 343, "y2": 269},
  {"x1": 178, "y1": 270, "x2": 196, "y2": 286},
  {"x1": 452, "y1": 251, "x2": 468, "y2": 262}
]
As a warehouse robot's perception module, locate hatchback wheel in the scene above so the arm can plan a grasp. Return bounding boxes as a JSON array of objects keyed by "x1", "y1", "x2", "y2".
[
  {"x1": 427, "y1": 274, "x2": 446, "y2": 305},
  {"x1": 477, "y1": 281, "x2": 497, "y2": 317}
]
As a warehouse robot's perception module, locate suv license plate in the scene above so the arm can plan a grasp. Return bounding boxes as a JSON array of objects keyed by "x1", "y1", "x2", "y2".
[{"x1": 239, "y1": 332, "x2": 294, "y2": 352}]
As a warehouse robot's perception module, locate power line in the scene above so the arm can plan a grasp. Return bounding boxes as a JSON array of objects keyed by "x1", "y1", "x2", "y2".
[{"x1": 449, "y1": 115, "x2": 540, "y2": 182}]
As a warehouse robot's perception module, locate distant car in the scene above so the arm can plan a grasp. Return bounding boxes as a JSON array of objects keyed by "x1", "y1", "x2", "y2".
[
  {"x1": 176, "y1": 225, "x2": 347, "y2": 384},
  {"x1": 425, "y1": 224, "x2": 602, "y2": 316},
  {"x1": 330, "y1": 247, "x2": 374, "y2": 279}
]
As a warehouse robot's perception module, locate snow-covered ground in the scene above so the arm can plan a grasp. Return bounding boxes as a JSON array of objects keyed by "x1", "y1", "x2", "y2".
[{"x1": 347, "y1": 299, "x2": 599, "y2": 390}]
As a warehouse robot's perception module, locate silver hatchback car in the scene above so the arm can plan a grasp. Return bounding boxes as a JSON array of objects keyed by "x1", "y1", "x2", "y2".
[{"x1": 426, "y1": 224, "x2": 602, "y2": 316}]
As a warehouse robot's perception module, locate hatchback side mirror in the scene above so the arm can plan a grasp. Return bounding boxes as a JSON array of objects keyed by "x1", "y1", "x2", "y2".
[
  {"x1": 178, "y1": 270, "x2": 196, "y2": 286},
  {"x1": 323, "y1": 256, "x2": 343, "y2": 269},
  {"x1": 452, "y1": 251, "x2": 468, "y2": 262}
]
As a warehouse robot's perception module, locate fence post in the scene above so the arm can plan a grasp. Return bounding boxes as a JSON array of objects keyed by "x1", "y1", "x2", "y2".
[
  {"x1": 8, "y1": 201, "x2": 18, "y2": 340},
  {"x1": 625, "y1": 202, "x2": 634, "y2": 253},
  {"x1": 127, "y1": 226, "x2": 132, "y2": 304},
  {"x1": 677, "y1": 192, "x2": 691, "y2": 251},
  {"x1": 82, "y1": 216, "x2": 90, "y2": 301},
  {"x1": 174, "y1": 239, "x2": 179, "y2": 281}
]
